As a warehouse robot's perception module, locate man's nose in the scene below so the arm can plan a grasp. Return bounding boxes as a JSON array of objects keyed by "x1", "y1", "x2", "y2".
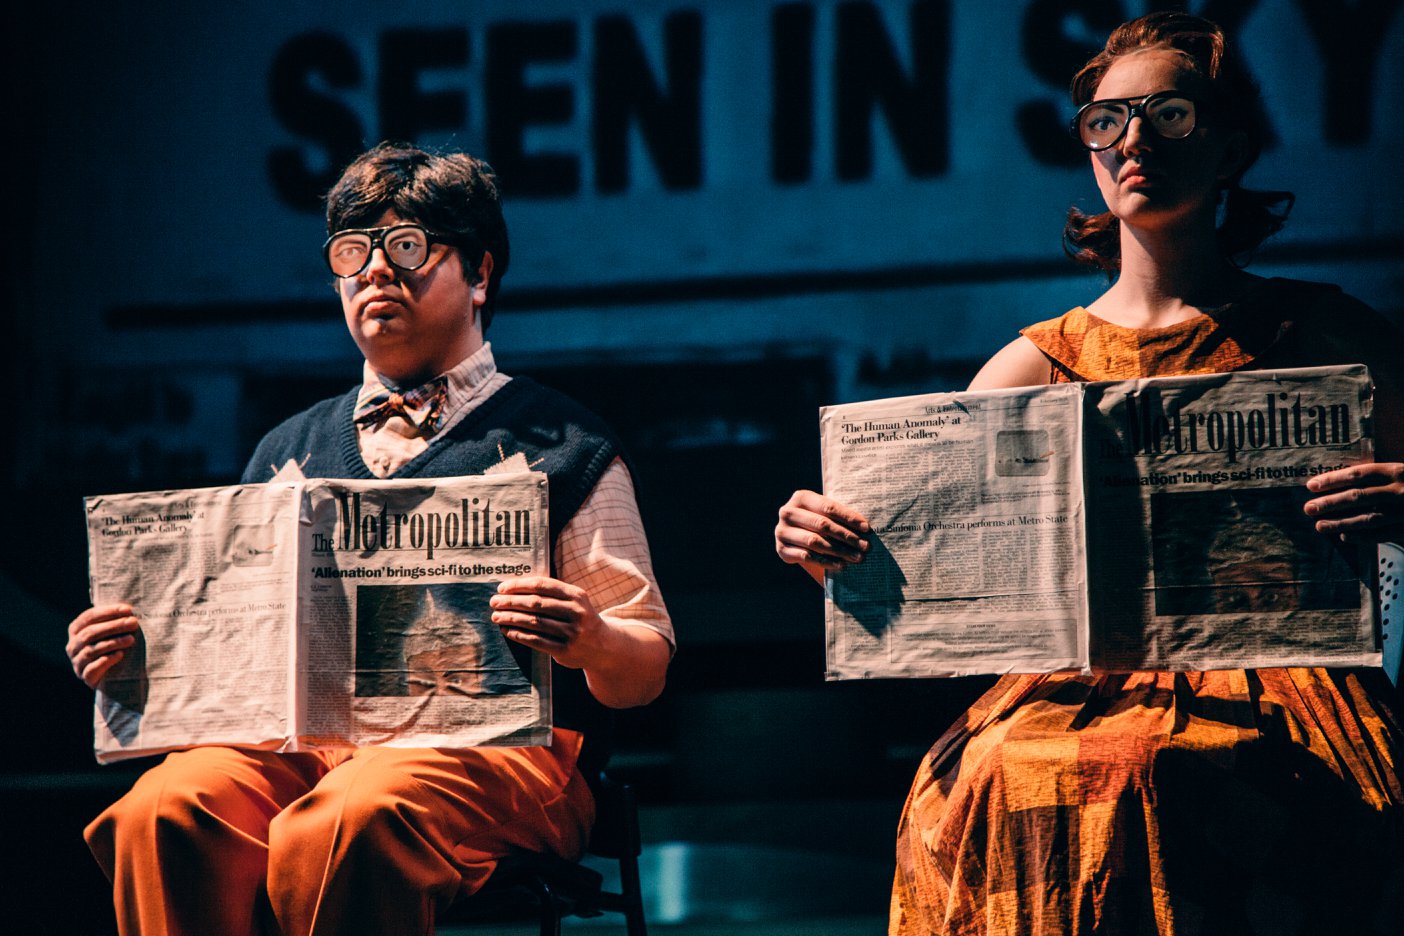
[{"x1": 364, "y1": 247, "x2": 396, "y2": 283}]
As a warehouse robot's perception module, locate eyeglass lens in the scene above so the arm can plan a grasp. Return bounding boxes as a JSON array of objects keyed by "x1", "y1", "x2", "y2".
[
  {"x1": 326, "y1": 225, "x2": 432, "y2": 277},
  {"x1": 1077, "y1": 95, "x2": 1196, "y2": 150}
]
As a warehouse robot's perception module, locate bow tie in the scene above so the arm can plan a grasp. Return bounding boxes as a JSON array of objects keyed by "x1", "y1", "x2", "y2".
[{"x1": 353, "y1": 376, "x2": 449, "y2": 435}]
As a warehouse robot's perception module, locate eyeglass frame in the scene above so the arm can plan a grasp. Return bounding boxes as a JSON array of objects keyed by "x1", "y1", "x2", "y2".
[
  {"x1": 322, "y1": 223, "x2": 459, "y2": 278},
  {"x1": 1068, "y1": 91, "x2": 1202, "y2": 152}
]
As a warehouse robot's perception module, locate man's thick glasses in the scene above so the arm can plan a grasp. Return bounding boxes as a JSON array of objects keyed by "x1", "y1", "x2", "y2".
[
  {"x1": 323, "y1": 224, "x2": 449, "y2": 278},
  {"x1": 1070, "y1": 92, "x2": 1199, "y2": 151}
]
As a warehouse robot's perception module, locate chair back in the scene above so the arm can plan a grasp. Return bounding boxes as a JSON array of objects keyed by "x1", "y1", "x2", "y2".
[{"x1": 1380, "y1": 543, "x2": 1402, "y2": 685}]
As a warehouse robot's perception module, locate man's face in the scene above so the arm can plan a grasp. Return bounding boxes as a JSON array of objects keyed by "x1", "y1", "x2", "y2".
[{"x1": 337, "y1": 209, "x2": 489, "y2": 385}]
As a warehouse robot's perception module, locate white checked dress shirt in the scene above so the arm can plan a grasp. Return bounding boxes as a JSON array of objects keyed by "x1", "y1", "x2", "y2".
[{"x1": 354, "y1": 343, "x2": 673, "y2": 648}]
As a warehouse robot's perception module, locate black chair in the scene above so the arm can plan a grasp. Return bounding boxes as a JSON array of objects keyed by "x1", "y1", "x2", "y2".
[{"x1": 439, "y1": 773, "x2": 648, "y2": 936}]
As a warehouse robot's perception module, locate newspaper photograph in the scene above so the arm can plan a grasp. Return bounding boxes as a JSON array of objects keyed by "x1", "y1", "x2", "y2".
[
  {"x1": 821, "y1": 365, "x2": 1381, "y2": 679},
  {"x1": 85, "y1": 472, "x2": 550, "y2": 762}
]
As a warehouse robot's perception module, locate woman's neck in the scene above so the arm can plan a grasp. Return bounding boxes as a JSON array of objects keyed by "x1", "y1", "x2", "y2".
[{"x1": 1089, "y1": 210, "x2": 1258, "y2": 329}]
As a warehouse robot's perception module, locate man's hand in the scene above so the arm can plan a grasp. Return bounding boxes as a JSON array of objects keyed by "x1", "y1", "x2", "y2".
[
  {"x1": 774, "y1": 489, "x2": 871, "y2": 584},
  {"x1": 66, "y1": 604, "x2": 140, "y2": 690},
  {"x1": 1305, "y1": 463, "x2": 1404, "y2": 543},
  {"x1": 490, "y1": 577, "x2": 606, "y2": 670},
  {"x1": 490, "y1": 576, "x2": 670, "y2": 708}
]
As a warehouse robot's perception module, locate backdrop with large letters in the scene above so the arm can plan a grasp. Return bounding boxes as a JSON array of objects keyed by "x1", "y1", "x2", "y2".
[{"x1": 11, "y1": 0, "x2": 1404, "y2": 649}]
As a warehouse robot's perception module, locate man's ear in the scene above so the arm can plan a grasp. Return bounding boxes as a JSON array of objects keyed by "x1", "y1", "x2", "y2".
[
  {"x1": 467, "y1": 251, "x2": 494, "y2": 326},
  {"x1": 473, "y1": 251, "x2": 494, "y2": 295}
]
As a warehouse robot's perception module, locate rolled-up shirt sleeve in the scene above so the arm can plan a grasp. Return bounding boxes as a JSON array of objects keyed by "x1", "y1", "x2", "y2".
[{"x1": 553, "y1": 457, "x2": 674, "y2": 650}]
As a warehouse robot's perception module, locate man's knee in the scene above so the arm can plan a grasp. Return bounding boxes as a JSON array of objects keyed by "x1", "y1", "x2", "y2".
[
  {"x1": 271, "y1": 753, "x2": 430, "y2": 860},
  {"x1": 88, "y1": 750, "x2": 281, "y2": 862}
]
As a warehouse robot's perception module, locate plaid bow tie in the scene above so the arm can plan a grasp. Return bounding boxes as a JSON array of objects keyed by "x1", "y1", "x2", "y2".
[{"x1": 353, "y1": 376, "x2": 449, "y2": 435}]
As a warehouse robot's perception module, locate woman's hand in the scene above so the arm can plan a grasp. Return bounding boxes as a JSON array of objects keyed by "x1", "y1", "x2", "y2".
[
  {"x1": 1305, "y1": 463, "x2": 1404, "y2": 542},
  {"x1": 775, "y1": 489, "x2": 871, "y2": 584},
  {"x1": 66, "y1": 604, "x2": 140, "y2": 690}
]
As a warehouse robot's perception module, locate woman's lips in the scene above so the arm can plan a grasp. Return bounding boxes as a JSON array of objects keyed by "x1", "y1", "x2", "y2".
[{"x1": 1120, "y1": 166, "x2": 1159, "y2": 189}]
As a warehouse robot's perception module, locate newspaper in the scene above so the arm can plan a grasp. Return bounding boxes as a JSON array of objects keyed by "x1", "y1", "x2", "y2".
[
  {"x1": 821, "y1": 365, "x2": 1381, "y2": 678},
  {"x1": 85, "y1": 472, "x2": 550, "y2": 763}
]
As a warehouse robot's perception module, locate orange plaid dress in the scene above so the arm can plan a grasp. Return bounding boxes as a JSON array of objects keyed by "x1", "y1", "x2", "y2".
[{"x1": 890, "y1": 281, "x2": 1404, "y2": 935}]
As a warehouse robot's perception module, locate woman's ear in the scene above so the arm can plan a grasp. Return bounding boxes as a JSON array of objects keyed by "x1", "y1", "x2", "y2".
[{"x1": 1216, "y1": 130, "x2": 1251, "y2": 186}]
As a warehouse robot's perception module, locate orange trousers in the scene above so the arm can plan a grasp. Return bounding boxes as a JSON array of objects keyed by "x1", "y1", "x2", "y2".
[{"x1": 84, "y1": 729, "x2": 594, "y2": 936}]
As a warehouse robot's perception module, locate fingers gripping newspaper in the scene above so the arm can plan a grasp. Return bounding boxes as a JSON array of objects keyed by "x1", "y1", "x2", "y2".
[
  {"x1": 85, "y1": 472, "x2": 550, "y2": 762},
  {"x1": 821, "y1": 365, "x2": 1381, "y2": 678}
]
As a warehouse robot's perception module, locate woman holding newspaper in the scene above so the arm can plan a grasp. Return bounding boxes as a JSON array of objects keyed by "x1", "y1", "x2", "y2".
[{"x1": 777, "y1": 12, "x2": 1402, "y2": 935}]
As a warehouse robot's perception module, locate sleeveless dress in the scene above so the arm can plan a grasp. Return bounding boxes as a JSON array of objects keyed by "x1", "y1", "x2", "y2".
[{"x1": 889, "y1": 281, "x2": 1403, "y2": 935}]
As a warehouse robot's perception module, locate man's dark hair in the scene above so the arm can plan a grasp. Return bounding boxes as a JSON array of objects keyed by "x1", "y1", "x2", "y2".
[{"x1": 325, "y1": 142, "x2": 511, "y2": 331}]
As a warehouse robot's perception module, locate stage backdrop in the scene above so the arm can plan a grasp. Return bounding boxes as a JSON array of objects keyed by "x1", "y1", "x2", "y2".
[{"x1": 11, "y1": 0, "x2": 1404, "y2": 651}]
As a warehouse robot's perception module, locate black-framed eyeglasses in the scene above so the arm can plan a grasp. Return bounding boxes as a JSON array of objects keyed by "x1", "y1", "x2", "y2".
[
  {"x1": 322, "y1": 223, "x2": 451, "y2": 278},
  {"x1": 1070, "y1": 92, "x2": 1199, "y2": 151}
]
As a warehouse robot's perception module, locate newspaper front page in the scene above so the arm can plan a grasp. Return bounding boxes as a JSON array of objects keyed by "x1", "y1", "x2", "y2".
[
  {"x1": 86, "y1": 473, "x2": 550, "y2": 762},
  {"x1": 821, "y1": 383, "x2": 1088, "y2": 678},
  {"x1": 295, "y1": 475, "x2": 550, "y2": 749},
  {"x1": 821, "y1": 365, "x2": 1380, "y2": 679},
  {"x1": 87, "y1": 483, "x2": 302, "y2": 760},
  {"x1": 1082, "y1": 365, "x2": 1377, "y2": 671}
]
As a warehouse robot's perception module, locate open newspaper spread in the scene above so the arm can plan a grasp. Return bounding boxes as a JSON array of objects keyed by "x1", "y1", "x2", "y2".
[
  {"x1": 821, "y1": 365, "x2": 1381, "y2": 678},
  {"x1": 85, "y1": 472, "x2": 550, "y2": 762}
]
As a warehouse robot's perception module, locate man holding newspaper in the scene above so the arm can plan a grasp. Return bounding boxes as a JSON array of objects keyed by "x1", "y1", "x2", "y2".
[{"x1": 66, "y1": 142, "x2": 673, "y2": 936}]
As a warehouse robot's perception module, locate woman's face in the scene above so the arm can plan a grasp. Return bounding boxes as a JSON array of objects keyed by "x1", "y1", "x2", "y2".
[{"x1": 1089, "y1": 49, "x2": 1238, "y2": 236}]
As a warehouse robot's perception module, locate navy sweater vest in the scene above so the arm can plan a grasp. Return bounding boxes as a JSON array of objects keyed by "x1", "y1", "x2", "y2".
[{"x1": 242, "y1": 376, "x2": 624, "y2": 777}]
